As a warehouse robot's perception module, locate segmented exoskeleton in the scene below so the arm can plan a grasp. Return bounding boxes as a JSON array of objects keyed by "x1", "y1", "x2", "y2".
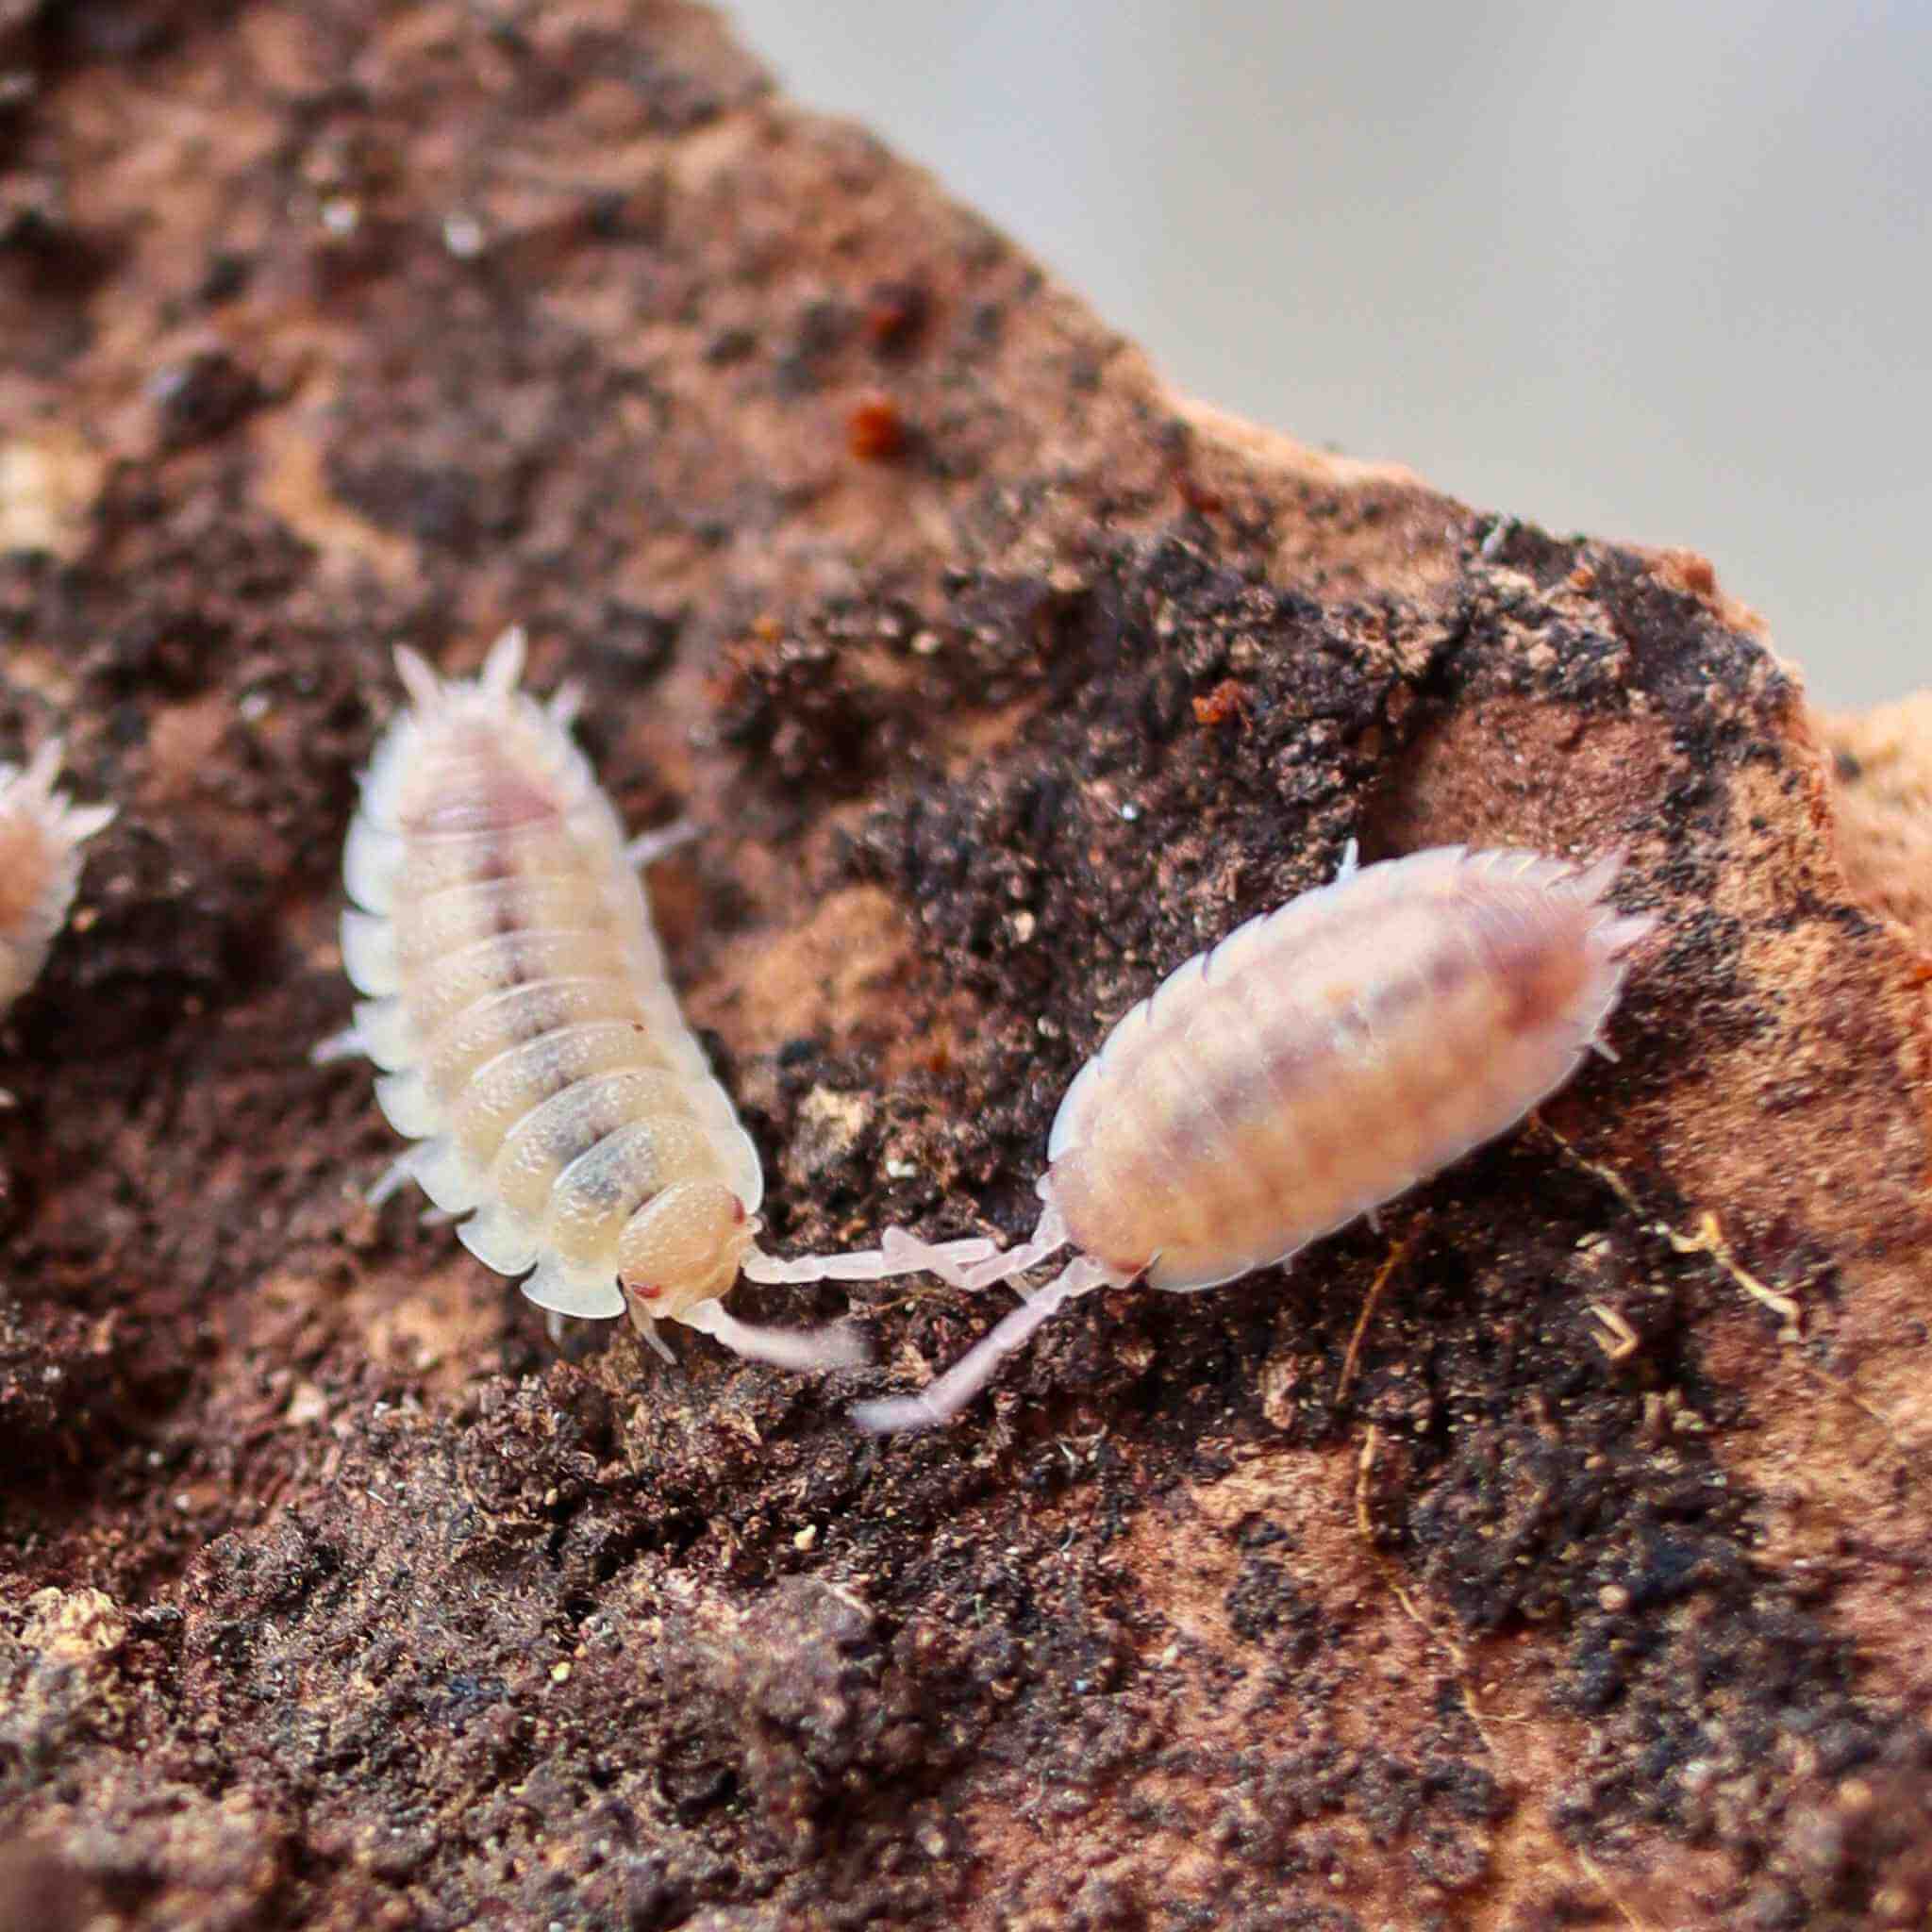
[
  {"x1": 318, "y1": 628, "x2": 945, "y2": 1370},
  {"x1": 749, "y1": 841, "x2": 1655, "y2": 1429}
]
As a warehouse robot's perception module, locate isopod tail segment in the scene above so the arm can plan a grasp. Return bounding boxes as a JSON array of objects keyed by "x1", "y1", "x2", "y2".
[{"x1": 747, "y1": 839, "x2": 1659, "y2": 1433}]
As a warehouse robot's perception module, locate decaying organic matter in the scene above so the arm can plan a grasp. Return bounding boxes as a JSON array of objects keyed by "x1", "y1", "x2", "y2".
[{"x1": 3, "y1": 6, "x2": 1931, "y2": 1929}]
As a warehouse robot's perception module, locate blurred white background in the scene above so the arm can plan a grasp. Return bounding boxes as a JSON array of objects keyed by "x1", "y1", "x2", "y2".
[{"x1": 726, "y1": 1, "x2": 1929, "y2": 709}]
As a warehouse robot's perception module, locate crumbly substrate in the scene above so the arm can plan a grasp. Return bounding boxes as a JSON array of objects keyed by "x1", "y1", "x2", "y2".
[{"x1": 6, "y1": 7, "x2": 1930, "y2": 1926}]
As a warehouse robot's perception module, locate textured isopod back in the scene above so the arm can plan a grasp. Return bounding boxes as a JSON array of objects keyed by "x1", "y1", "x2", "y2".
[
  {"x1": 750, "y1": 840, "x2": 1658, "y2": 1430},
  {"x1": 0, "y1": 740, "x2": 115, "y2": 1017},
  {"x1": 320, "y1": 627, "x2": 864, "y2": 1372}
]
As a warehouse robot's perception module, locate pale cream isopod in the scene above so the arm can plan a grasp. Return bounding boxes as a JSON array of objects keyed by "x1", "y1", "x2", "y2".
[
  {"x1": 318, "y1": 628, "x2": 992, "y2": 1371},
  {"x1": 748, "y1": 842, "x2": 1657, "y2": 1430},
  {"x1": 0, "y1": 739, "x2": 115, "y2": 1017}
]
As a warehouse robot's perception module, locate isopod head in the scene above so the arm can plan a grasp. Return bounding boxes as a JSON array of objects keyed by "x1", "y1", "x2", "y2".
[{"x1": 619, "y1": 1179, "x2": 758, "y2": 1320}]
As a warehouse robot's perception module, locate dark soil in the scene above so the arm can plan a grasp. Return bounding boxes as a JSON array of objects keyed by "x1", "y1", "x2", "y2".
[{"x1": 2, "y1": 7, "x2": 1929, "y2": 1928}]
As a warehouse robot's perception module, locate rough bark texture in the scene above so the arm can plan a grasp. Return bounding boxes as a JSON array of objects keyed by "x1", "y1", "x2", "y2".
[{"x1": 3, "y1": 6, "x2": 1930, "y2": 1929}]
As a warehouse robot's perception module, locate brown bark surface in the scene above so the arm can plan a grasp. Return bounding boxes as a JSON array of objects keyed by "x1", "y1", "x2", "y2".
[{"x1": 3, "y1": 6, "x2": 1930, "y2": 1928}]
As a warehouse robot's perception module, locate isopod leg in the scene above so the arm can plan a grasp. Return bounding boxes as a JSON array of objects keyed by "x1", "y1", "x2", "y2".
[
  {"x1": 479, "y1": 625, "x2": 526, "y2": 693},
  {"x1": 956, "y1": 1205, "x2": 1073, "y2": 1290},
  {"x1": 20, "y1": 736, "x2": 64, "y2": 794},
  {"x1": 850, "y1": 1253, "x2": 1119, "y2": 1435},
  {"x1": 625, "y1": 820, "x2": 698, "y2": 871},
  {"x1": 676, "y1": 1296, "x2": 869, "y2": 1373},
  {"x1": 311, "y1": 1025, "x2": 367, "y2": 1066},
  {"x1": 58, "y1": 800, "x2": 117, "y2": 844},
  {"x1": 365, "y1": 1148, "x2": 420, "y2": 1208},
  {"x1": 624, "y1": 1302, "x2": 676, "y2": 1364}
]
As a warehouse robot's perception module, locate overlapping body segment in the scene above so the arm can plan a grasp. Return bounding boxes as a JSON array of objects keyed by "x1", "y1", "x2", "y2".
[
  {"x1": 1048, "y1": 846, "x2": 1647, "y2": 1291},
  {"x1": 320, "y1": 628, "x2": 864, "y2": 1374}
]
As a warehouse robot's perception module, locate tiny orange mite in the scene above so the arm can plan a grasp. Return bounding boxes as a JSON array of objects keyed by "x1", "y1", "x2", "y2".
[
  {"x1": 1191, "y1": 680, "x2": 1247, "y2": 728},
  {"x1": 846, "y1": 396, "x2": 906, "y2": 462}
]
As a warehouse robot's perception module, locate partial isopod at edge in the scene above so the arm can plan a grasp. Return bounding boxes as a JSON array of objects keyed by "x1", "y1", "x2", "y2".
[{"x1": 0, "y1": 739, "x2": 115, "y2": 1018}]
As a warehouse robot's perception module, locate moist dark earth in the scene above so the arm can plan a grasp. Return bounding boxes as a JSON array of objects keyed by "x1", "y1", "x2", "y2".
[{"x1": 3, "y1": 6, "x2": 1931, "y2": 1929}]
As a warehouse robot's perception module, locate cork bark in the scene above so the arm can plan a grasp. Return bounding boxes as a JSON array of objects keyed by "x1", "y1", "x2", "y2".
[{"x1": 3, "y1": 6, "x2": 1930, "y2": 1928}]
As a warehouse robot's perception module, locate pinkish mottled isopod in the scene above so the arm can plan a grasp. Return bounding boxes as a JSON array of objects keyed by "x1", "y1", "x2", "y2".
[
  {"x1": 317, "y1": 627, "x2": 992, "y2": 1372},
  {"x1": 0, "y1": 740, "x2": 114, "y2": 1017},
  {"x1": 748, "y1": 843, "x2": 1656, "y2": 1430}
]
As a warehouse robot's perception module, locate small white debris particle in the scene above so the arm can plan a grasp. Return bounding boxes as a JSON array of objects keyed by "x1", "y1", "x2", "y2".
[{"x1": 441, "y1": 211, "x2": 486, "y2": 259}]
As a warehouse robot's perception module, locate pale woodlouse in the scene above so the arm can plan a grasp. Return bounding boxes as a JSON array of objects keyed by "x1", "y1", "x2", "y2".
[
  {"x1": 318, "y1": 627, "x2": 994, "y2": 1371},
  {"x1": 0, "y1": 740, "x2": 115, "y2": 1018},
  {"x1": 749, "y1": 842, "x2": 1657, "y2": 1431}
]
